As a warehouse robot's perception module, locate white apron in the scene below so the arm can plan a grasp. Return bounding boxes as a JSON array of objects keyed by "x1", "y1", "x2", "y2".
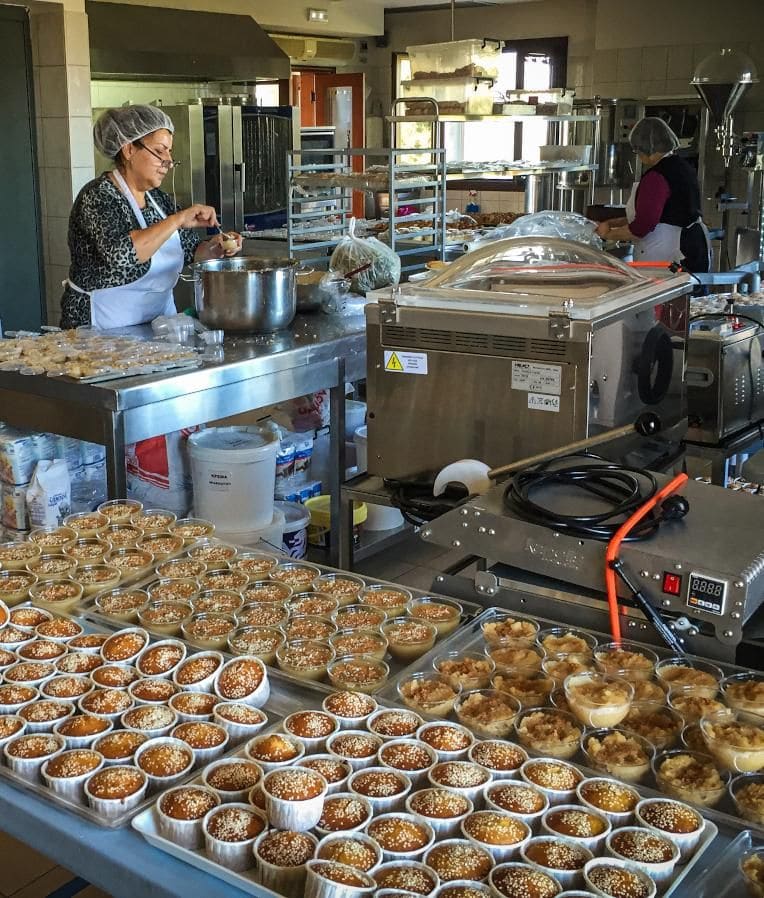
[
  {"x1": 68, "y1": 170, "x2": 184, "y2": 329},
  {"x1": 625, "y1": 180, "x2": 682, "y2": 264}
]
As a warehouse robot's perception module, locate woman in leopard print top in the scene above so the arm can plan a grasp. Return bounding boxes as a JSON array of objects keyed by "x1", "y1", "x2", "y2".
[{"x1": 61, "y1": 105, "x2": 241, "y2": 329}]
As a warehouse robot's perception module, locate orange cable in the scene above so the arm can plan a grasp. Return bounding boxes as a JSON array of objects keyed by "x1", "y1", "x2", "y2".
[{"x1": 604, "y1": 472, "x2": 689, "y2": 644}]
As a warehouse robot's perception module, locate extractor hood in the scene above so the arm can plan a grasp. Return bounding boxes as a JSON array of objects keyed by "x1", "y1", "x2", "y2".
[{"x1": 86, "y1": 1, "x2": 291, "y2": 82}]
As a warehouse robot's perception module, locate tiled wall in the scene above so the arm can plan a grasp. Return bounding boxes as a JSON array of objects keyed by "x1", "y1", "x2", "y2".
[
  {"x1": 28, "y1": 2, "x2": 94, "y2": 326},
  {"x1": 91, "y1": 80, "x2": 217, "y2": 109}
]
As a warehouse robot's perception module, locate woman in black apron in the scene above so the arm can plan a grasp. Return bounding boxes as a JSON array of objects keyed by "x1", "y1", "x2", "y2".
[{"x1": 596, "y1": 117, "x2": 711, "y2": 273}]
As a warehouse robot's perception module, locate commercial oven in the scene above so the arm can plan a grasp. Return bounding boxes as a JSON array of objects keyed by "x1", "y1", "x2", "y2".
[
  {"x1": 94, "y1": 100, "x2": 299, "y2": 233},
  {"x1": 365, "y1": 237, "x2": 692, "y2": 480}
]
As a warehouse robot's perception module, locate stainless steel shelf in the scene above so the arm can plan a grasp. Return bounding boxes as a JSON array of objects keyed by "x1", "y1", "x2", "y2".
[{"x1": 388, "y1": 113, "x2": 600, "y2": 123}]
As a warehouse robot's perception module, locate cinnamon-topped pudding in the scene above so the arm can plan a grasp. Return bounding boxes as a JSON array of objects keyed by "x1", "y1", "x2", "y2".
[
  {"x1": 328, "y1": 657, "x2": 389, "y2": 694},
  {"x1": 455, "y1": 689, "x2": 519, "y2": 738},
  {"x1": 482, "y1": 615, "x2": 538, "y2": 646},
  {"x1": 516, "y1": 709, "x2": 582, "y2": 760}
]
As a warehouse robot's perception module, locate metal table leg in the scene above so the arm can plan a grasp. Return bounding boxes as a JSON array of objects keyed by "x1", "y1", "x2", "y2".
[
  {"x1": 328, "y1": 358, "x2": 346, "y2": 567},
  {"x1": 104, "y1": 413, "x2": 127, "y2": 499},
  {"x1": 710, "y1": 451, "x2": 730, "y2": 487}
]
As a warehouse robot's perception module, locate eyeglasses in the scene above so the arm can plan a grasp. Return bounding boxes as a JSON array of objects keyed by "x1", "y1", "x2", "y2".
[{"x1": 134, "y1": 139, "x2": 180, "y2": 169}]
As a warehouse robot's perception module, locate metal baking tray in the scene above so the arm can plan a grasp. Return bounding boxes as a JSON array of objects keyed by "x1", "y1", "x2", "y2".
[
  {"x1": 76, "y1": 546, "x2": 483, "y2": 695},
  {"x1": 379, "y1": 606, "x2": 764, "y2": 835},
  {"x1": 0, "y1": 605, "x2": 327, "y2": 829},
  {"x1": 131, "y1": 686, "x2": 719, "y2": 898}
]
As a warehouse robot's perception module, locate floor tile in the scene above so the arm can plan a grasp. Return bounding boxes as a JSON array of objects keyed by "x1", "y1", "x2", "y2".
[
  {"x1": 10, "y1": 866, "x2": 78, "y2": 898},
  {"x1": 0, "y1": 833, "x2": 57, "y2": 897}
]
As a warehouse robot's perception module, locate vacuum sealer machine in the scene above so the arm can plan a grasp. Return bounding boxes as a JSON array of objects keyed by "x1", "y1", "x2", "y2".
[{"x1": 365, "y1": 237, "x2": 692, "y2": 481}]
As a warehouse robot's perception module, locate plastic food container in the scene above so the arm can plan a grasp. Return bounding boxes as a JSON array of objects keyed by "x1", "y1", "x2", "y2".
[
  {"x1": 407, "y1": 39, "x2": 502, "y2": 79},
  {"x1": 401, "y1": 79, "x2": 494, "y2": 116}
]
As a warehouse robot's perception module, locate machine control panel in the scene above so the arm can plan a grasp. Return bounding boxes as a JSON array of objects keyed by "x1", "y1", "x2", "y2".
[{"x1": 686, "y1": 572, "x2": 728, "y2": 616}]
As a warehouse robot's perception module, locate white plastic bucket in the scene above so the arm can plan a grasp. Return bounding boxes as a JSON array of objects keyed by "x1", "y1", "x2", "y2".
[
  {"x1": 188, "y1": 426, "x2": 279, "y2": 532},
  {"x1": 277, "y1": 500, "x2": 311, "y2": 559},
  {"x1": 345, "y1": 401, "x2": 367, "y2": 441},
  {"x1": 216, "y1": 507, "x2": 286, "y2": 551},
  {"x1": 353, "y1": 426, "x2": 405, "y2": 532}
]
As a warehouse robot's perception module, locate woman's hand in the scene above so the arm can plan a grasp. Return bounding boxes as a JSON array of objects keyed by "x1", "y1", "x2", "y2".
[
  {"x1": 175, "y1": 204, "x2": 220, "y2": 230},
  {"x1": 595, "y1": 220, "x2": 611, "y2": 238},
  {"x1": 194, "y1": 232, "x2": 243, "y2": 262}
]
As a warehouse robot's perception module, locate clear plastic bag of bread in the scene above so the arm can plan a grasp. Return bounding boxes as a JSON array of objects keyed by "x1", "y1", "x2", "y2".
[{"x1": 329, "y1": 217, "x2": 401, "y2": 295}]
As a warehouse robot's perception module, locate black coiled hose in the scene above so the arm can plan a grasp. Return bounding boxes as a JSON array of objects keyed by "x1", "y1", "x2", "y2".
[{"x1": 503, "y1": 457, "x2": 661, "y2": 542}]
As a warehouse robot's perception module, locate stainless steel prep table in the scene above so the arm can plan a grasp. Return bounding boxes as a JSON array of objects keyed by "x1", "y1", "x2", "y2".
[{"x1": 0, "y1": 314, "x2": 366, "y2": 564}]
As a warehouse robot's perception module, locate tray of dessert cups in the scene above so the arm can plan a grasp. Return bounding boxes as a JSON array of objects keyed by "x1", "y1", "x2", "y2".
[
  {"x1": 378, "y1": 606, "x2": 764, "y2": 836},
  {"x1": 73, "y1": 544, "x2": 482, "y2": 696},
  {"x1": 693, "y1": 829, "x2": 764, "y2": 897},
  {"x1": 131, "y1": 685, "x2": 718, "y2": 898},
  {"x1": 0, "y1": 505, "x2": 197, "y2": 613},
  {"x1": 0, "y1": 599, "x2": 331, "y2": 829}
]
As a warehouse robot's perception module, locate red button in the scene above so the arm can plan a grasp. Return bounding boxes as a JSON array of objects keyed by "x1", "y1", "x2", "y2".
[{"x1": 662, "y1": 572, "x2": 682, "y2": 596}]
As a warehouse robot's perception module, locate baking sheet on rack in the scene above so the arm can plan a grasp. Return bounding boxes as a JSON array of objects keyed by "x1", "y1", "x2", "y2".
[
  {"x1": 75, "y1": 545, "x2": 484, "y2": 695},
  {"x1": 0, "y1": 604, "x2": 328, "y2": 828},
  {"x1": 378, "y1": 605, "x2": 764, "y2": 835},
  {"x1": 131, "y1": 687, "x2": 720, "y2": 898}
]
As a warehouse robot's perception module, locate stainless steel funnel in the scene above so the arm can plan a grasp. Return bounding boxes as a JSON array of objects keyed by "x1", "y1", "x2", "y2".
[{"x1": 692, "y1": 48, "x2": 758, "y2": 166}]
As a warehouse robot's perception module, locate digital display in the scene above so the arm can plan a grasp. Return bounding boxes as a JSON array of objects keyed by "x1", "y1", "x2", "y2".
[{"x1": 687, "y1": 572, "x2": 727, "y2": 615}]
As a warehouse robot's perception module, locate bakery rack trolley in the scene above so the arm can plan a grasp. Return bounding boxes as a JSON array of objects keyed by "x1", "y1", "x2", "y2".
[{"x1": 286, "y1": 125, "x2": 447, "y2": 276}]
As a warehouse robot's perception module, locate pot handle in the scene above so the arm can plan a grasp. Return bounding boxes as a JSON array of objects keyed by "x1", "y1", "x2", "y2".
[{"x1": 178, "y1": 272, "x2": 198, "y2": 283}]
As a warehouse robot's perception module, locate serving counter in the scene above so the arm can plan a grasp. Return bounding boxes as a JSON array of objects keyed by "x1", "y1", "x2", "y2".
[{"x1": 0, "y1": 314, "x2": 366, "y2": 564}]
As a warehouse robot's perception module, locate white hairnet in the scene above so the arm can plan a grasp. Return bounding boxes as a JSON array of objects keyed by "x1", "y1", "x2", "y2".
[
  {"x1": 629, "y1": 117, "x2": 680, "y2": 156},
  {"x1": 93, "y1": 105, "x2": 175, "y2": 159}
]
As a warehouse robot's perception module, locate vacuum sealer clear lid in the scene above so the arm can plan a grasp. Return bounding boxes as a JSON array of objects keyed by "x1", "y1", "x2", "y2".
[{"x1": 394, "y1": 237, "x2": 661, "y2": 320}]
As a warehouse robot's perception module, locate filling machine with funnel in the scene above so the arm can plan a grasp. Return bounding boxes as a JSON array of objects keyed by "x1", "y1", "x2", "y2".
[{"x1": 692, "y1": 48, "x2": 763, "y2": 277}]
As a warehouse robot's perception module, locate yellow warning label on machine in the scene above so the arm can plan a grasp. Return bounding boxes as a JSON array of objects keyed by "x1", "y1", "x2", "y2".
[{"x1": 383, "y1": 350, "x2": 428, "y2": 375}]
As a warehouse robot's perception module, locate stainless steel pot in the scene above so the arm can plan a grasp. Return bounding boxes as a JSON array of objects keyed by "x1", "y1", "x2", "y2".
[{"x1": 190, "y1": 257, "x2": 298, "y2": 333}]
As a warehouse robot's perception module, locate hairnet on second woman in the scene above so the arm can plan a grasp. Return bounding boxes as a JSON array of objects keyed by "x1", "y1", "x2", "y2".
[
  {"x1": 93, "y1": 105, "x2": 175, "y2": 159},
  {"x1": 629, "y1": 117, "x2": 681, "y2": 156}
]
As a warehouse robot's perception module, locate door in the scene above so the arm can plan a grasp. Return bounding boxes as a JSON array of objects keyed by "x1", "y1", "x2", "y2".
[
  {"x1": 0, "y1": 7, "x2": 44, "y2": 331},
  {"x1": 315, "y1": 72, "x2": 366, "y2": 219},
  {"x1": 295, "y1": 73, "x2": 318, "y2": 128}
]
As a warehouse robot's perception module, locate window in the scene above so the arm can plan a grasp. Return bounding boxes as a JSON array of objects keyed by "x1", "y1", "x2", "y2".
[{"x1": 394, "y1": 37, "x2": 568, "y2": 164}]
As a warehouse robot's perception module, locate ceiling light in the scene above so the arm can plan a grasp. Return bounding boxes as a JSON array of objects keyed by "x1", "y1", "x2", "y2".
[{"x1": 307, "y1": 8, "x2": 328, "y2": 22}]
